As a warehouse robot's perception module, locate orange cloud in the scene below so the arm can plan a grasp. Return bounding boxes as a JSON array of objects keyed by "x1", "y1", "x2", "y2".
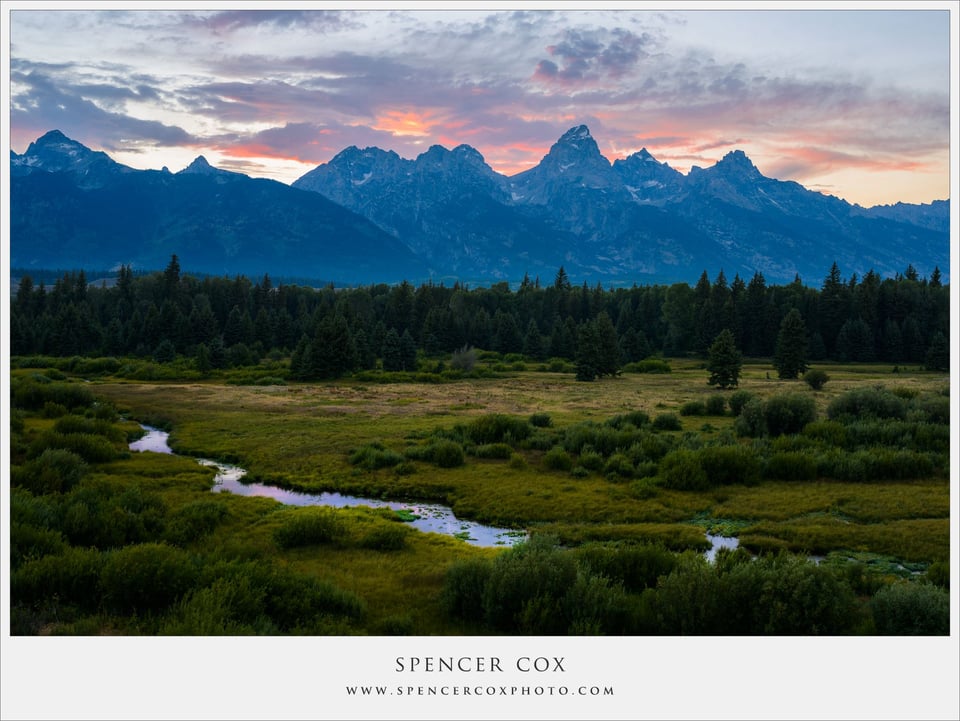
[{"x1": 372, "y1": 109, "x2": 443, "y2": 137}]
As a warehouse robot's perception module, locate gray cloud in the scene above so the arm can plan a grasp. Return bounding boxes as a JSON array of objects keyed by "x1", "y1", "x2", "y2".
[
  {"x1": 8, "y1": 9, "x2": 947, "y2": 202},
  {"x1": 10, "y1": 67, "x2": 195, "y2": 153}
]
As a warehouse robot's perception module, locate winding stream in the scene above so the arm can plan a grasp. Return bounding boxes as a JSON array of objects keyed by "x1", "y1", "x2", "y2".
[
  {"x1": 131, "y1": 425, "x2": 734, "y2": 558},
  {"x1": 130, "y1": 426, "x2": 527, "y2": 547}
]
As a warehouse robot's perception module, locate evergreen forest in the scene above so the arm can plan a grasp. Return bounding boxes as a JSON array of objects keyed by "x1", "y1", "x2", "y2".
[{"x1": 9, "y1": 258, "x2": 951, "y2": 378}]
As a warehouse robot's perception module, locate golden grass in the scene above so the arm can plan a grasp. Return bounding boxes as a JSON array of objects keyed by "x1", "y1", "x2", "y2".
[{"x1": 90, "y1": 362, "x2": 949, "y2": 564}]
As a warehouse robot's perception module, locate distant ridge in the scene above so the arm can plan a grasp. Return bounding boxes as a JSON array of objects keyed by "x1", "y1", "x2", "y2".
[{"x1": 11, "y1": 128, "x2": 950, "y2": 285}]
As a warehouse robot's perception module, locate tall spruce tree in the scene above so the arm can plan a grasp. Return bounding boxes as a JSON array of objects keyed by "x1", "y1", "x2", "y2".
[
  {"x1": 706, "y1": 329, "x2": 742, "y2": 389},
  {"x1": 924, "y1": 331, "x2": 949, "y2": 371},
  {"x1": 773, "y1": 308, "x2": 809, "y2": 379},
  {"x1": 575, "y1": 320, "x2": 601, "y2": 381}
]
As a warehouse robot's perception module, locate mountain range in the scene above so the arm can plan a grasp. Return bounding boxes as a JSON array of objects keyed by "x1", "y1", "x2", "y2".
[{"x1": 10, "y1": 127, "x2": 950, "y2": 286}]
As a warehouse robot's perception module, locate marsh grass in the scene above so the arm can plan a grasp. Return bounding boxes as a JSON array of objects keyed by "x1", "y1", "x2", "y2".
[{"x1": 13, "y1": 359, "x2": 940, "y2": 634}]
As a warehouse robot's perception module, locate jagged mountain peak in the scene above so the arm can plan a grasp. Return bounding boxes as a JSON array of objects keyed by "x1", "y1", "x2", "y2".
[
  {"x1": 549, "y1": 125, "x2": 602, "y2": 157},
  {"x1": 712, "y1": 149, "x2": 762, "y2": 179},
  {"x1": 21, "y1": 130, "x2": 112, "y2": 167},
  {"x1": 512, "y1": 124, "x2": 614, "y2": 193},
  {"x1": 558, "y1": 124, "x2": 593, "y2": 143},
  {"x1": 416, "y1": 143, "x2": 492, "y2": 171},
  {"x1": 178, "y1": 155, "x2": 241, "y2": 177},
  {"x1": 31, "y1": 129, "x2": 75, "y2": 146},
  {"x1": 182, "y1": 155, "x2": 213, "y2": 171},
  {"x1": 14, "y1": 130, "x2": 127, "y2": 186}
]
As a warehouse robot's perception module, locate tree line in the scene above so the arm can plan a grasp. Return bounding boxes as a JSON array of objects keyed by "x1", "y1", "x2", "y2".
[{"x1": 10, "y1": 257, "x2": 950, "y2": 378}]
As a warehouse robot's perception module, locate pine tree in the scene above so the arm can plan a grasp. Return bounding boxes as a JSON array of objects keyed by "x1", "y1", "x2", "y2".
[
  {"x1": 594, "y1": 312, "x2": 621, "y2": 377},
  {"x1": 290, "y1": 335, "x2": 311, "y2": 379},
  {"x1": 706, "y1": 329, "x2": 742, "y2": 389},
  {"x1": 382, "y1": 328, "x2": 403, "y2": 371},
  {"x1": 773, "y1": 308, "x2": 809, "y2": 379},
  {"x1": 195, "y1": 343, "x2": 212, "y2": 375},
  {"x1": 523, "y1": 319, "x2": 544, "y2": 360},
  {"x1": 399, "y1": 329, "x2": 418, "y2": 371},
  {"x1": 308, "y1": 314, "x2": 356, "y2": 379},
  {"x1": 575, "y1": 321, "x2": 600, "y2": 381},
  {"x1": 924, "y1": 331, "x2": 949, "y2": 371}
]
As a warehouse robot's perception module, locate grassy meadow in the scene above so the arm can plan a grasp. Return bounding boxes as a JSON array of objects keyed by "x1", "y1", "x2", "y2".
[{"x1": 8, "y1": 355, "x2": 951, "y2": 635}]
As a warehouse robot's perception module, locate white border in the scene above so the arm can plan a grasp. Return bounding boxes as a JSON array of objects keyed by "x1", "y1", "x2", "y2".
[{"x1": 2, "y1": 3, "x2": 958, "y2": 720}]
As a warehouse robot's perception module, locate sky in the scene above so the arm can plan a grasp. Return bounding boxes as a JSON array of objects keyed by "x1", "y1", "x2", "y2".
[{"x1": 4, "y1": 3, "x2": 955, "y2": 207}]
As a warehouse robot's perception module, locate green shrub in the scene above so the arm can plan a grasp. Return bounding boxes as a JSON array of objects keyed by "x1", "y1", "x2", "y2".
[
  {"x1": 871, "y1": 582, "x2": 950, "y2": 635},
  {"x1": 53, "y1": 414, "x2": 126, "y2": 443},
  {"x1": 430, "y1": 439, "x2": 466, "y2": 468},
  {"x1": 60, "y1": 481, "x2": 167, "y2": 549},
  {"x1": 349, "y1": 442, "x2": 404, "y2": 470},
  {"x1": 802, "y1": 420, "x2": 847, "y2": 448},
  {"x1": 523, "y1": 429, "x2": 557, "y2": 451},
  {"x1": 441, "y1": 558, "x2": 494, "y2": 624},
  {"x1": 623, "y1": 359, "x2": 671, "y2": 374},
  {"x1": 764, "y1": 451, "x2": 819, "y2": 481},
  {"x1": 803, "y1": 369, "x2": 830, "y2": 390},
  {"x1": 474, "y1": 443, "x2": 514, "y2": 460},
  {"x1": 249, "y1": 564, "x2": 365, "y2": 629},
  {"x1": 11, "y1": 546, "x2": 105, "y2": 611},
  {"x1": 734, "y1": 398, "x2": 766, "y2": 437},
  {"x1": 358, "y1": 524, "x2": 409, "y2": 551},
  {"x1": 577, "y1": 449, "x2": 605, "y2": 471},
  {"x1": 529, "y1": 412, "x2": 553, "y2": 428},
  {"x1": 30, "y1": 431, "x2": 119, "y2": 463},
  {"x1": 165, "y1": 500, "x2": 229, "y2": 546},
  {"x1": 373, "y1": 614, "x2": 415, "y2": 636},
  {"x1": 466, "y1": 414, "x2": 532, "y2": 444},
  {"x1": 658, "y1": 449, "x2": 709, "y2": 490},
  {"x1": 565, "y1": 573, "x2": 635, "y2": 635},
  {"x1": 728, "y1": 390, "x2": 756, "y2": 416},
  {"x1": 746, "y1": 557, "x2": 857, "y2": 634},
  {"x1": 574, "y1": 543, "x2": 677, "y2": 593},
  {"x1": 12, "y1": 448, "x2": 88, "y2": 495},
  {"x1": 71, "y1": 357, "x2": 122, "y2": 376},
  {"x1": 10, "y1": 487, "x2": 60, "y2": 529},
  {"x1": 705, "y1": 395, "x2": 727, "y2": 416},
  {"x1": 543, "y1": 446, "x2": 573, "y2": 472},
  {"x1": 763, "y1": 393, "x2": 817, "y2": 436},
  {"x1": 11, "y1": 379, "x2": 95, "y2": 412},
  {"x1": 272, "y1": 507, "x2": 345, "y2": 549},
  {"x1": 827, "y1": 387, "x2": 907, "y2": 422},
  {"x1": 820, "y1": 448, "x2": 936, "y2": 482},
  {"x1": 680, "y1": 400, "x2": 707, "y2": 416},
  {"x1": 698, "y1": 444, "x2": 761, "y2": 486},
  {"x1": 603, "y1": 453, "x2": 635, "y2": 479},
  {"x1": 10, "y1": 409, "x2": 26, "y2": 434},
  {"x1": 652, "y1": 413, "x2": 682, "y2": 432},
  {"x1": 561, "y1": 422, "x2": 599, "y2": 454},
  {"x1": 911, "y1": 395, "x2": 950, "y2": 425},
  {"x1": 925, "y1": 561, "x2": 949, "y2": 590},
  {"x1": 483, "y1": 536, "x2": 577, "y2": 634},
  {"x1": 10, "y1": 522, "x2": 67, "y2": 569},
  {"x1": 629, "y1": 432, "x2": 674, "y2": 463},
  {"x1": 607, "y1": 410, "x2": 651, "y2": 429},
  {"x1": 42, "y1": 401, "x2": 69, "y2": 419},
  {"x1": 160, "y1": 577, "x2": 265, "y2": 635},
  {"x1": 101, "y1": 542, "x2": 199, "y2": 612}
]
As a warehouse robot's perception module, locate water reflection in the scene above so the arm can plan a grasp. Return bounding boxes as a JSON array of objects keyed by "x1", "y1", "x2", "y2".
[{"x1": 131, "y1": 426, "x2": 525, "y2": 548}]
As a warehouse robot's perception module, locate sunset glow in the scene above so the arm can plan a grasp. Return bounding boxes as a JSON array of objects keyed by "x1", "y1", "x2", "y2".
[{"x1": 4, "y1": 5, "x2": 953, "y2": 207}]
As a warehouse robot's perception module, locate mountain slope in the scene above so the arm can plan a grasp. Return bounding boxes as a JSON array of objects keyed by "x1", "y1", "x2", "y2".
[
  {"x1": 10, "y1": 128, "x2": 950, "y2": 286},
  {"x1": 295, "y1": 125, "x2": 949, "y2": 284},
  {"x1": 11, "y1": 132, "x2": 429, "y2": 283}
]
